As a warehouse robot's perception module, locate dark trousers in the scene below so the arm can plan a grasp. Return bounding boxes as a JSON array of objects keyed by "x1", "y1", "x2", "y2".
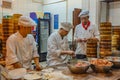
[{"x1": 76, "y1": 54, "x2": 87, "y2": 60}]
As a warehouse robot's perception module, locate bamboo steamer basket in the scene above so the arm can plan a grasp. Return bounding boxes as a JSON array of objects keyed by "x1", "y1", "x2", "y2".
[
  {"x1": 100, "y1": 22, "x2": 112, "y2": 57},
  {"x1": 13, "y1": 14, "x2": 22, "y2": 19},
  {"x1": 100, "y1": 31, "x2": 111, "y2": 34},
  {"x1": 87, "y1": 39, "x2": 97, "y2": 58}
]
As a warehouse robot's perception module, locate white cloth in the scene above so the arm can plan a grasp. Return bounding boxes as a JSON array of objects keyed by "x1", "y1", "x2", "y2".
[
  {"x1": 6, "y1": 31, "x2": 39, "y2": 70},
  {"x1": 74, "y1": 23, "x2": 100, "y2": 55},
  {"x1": 8, "y1": 68, "x2": 26, "y2": 79},
  {"x1": 0, "y1": 65, "x2": 7, "y2": 80},
  {"x1": 47, "y1": 32, "x2": 70, "y2": 66},
  {"x1": 18, "y1": 16, "x2": 36, "y2": 27},
  {"x1": 79, "y1": 10, "x2": 89, "y2": 17}
]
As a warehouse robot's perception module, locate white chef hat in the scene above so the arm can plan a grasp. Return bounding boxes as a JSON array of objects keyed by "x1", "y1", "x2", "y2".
[
  {"x1": 18, "y1": 16, "x2": 37, "y2": 27},
  {"x1": 78, "y1": 10, "x2": 89, "y2": 17},
  {"x1": 60, "y1": 22, "x2": 73, "y2": 31}
]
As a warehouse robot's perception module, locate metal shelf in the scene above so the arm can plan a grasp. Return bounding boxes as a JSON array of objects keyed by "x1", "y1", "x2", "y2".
[
  {"x1": 101, "y1": 0, "x2": 120, "y2": 3},
  {"x1": 100, "y1": 0, "x2": 120, "y2": 22}
]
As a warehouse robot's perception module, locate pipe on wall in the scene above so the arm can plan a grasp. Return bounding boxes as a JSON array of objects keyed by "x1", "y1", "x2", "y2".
[
  {"x1": 32, "y1": 0, "x2": 43, "y2": 4},
  {"x1": 43, "y1": 0, "x2": 66, "y2": 5}
]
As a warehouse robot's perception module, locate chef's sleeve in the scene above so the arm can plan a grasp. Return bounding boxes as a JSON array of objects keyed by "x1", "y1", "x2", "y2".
[
  {"x1": 6, "y1": 38, "x2": 19, "y2": 65},
  {"x1": 31, "y1": 36, "x2": 39, "y2": 58},
  {"x1": 47, "y1": 37, "x2": 62, "y2": 58},
  {"x1": 74, "y1": 25, "x2": 78, "y2": 40},
  {"x1": 94, "y1": 25, "x2": 100, "y2": 41},
  {"x1": 66, "y1": 38, "x2": 70, "y2": 50}
]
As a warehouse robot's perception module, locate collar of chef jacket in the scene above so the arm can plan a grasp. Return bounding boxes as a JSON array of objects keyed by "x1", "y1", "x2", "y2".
[{"x1": 82, "y1": 21, "x2": 90, "y2": 30}]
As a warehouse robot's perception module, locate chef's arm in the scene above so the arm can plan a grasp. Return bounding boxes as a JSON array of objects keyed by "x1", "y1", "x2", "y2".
[
  {"x1": 75, "y1": 38, "x2": 83, "y2": 42},
  {"x1": 74, "y1": 31, "x2": 84, "y2": 42},
  {"x1": 33, "y1": 57, "x2": 40, "y2": 67},
  {"x1": 12, "y1": 62, "x2": 23, "y2": 68},
  {"x1": 61, "y1": 51, "x2": 75, "y2": 56},
  {"x1": 48, "y1": 40, "x2": 75, "y2": 56},
  {"x1": 74, "y1": 26, "x2": 84, "y2": 42},
  {"x1": 6, "y1": 38, "x2": 22, "y2": 69},
  {"x1": 33, "y1": 57, "x2": 42, "y2": 71},
  {"x1": 48, "y1": 38, "x2": 75, "y2": 58}
]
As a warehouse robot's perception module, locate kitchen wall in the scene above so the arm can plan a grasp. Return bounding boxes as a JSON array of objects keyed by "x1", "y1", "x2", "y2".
[
  {"x1": 43, "y1": 1, "x2": 67, "y2": 32},
  {"x1": 82, "y1": 0, "x2": 120, "y2": 27},
  {"x1": 0, "y1": 0, "x2": 43, "y2": 23},
  {"x1": 0, "y1": 0, "x2": 119, "y2": 39},
  {"x1": 109, "y1": 2, "x2": 120, "y2": 26},
  {"x1": 82, "y1": 0, "x2": 100, "y2": 26},
  {"x1": 86, "y1": 0, "x2": 120, "y2": 26},
  {"x1": 43, "y1": 0, "x2": 82, "y2": 41},
  {"x1": 43, "y1": 0, "x2": 102, "y2": 41}
]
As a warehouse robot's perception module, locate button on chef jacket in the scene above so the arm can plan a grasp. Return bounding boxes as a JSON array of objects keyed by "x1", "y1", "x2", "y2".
[
  {"x1": 74, "y1": 23, "x2": 100, "y2": 55},
  {"x1": 6, "y1": 31, "x2": 39, "y2": 70},
  {"x1": 47, "y1": 32, "x2": 70, "y2": 66}
]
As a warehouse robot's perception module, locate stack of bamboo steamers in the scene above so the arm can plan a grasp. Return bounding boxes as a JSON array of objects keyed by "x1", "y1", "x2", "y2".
[
  {"x1": 87, "y1": 39, "x2": 98, "y2": 58},
  {"x1": 1, "y1": 14, "x2": 22, "y2": 60},
  {"x1": 99, "y1": 22, "x2": 112, "y2": 57},
  {"x1": 1, "y1": 18, "x2": 14, "y2": 59},
  {"x1": 0, "y1": 24, "x2": 2, "y2": 39},
  {"x1": 13, "y1": 14, "x2": 22, "y2": 33},
  {"x1": 112, "y1": 27, "x2": 120, "y2": 51},
  {"x1": 0, "y1": 24, "x2": 2, "y2": 59}
]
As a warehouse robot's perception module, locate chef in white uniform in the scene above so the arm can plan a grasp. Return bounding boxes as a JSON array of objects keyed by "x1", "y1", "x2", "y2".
[
  {"x1": 47, "y1": 22, "x2": 75, "y2": 66},
  {"x1": 6, "y1": 16, "x2": 42, "y2": 71},
  {"x1": 74, "y1": 10, "x2": 100, "y2": 59}
]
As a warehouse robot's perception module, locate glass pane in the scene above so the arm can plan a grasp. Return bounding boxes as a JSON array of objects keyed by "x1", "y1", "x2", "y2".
[{"x1": 40, "y1": 21, "x2": 49, "y2": 53}]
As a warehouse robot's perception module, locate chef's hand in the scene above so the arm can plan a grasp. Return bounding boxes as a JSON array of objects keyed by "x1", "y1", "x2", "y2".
[
  {"x1": 83, "y1": 38, "x2": 87, "y2": 42},
  {"x1": 76, "y1": 38, "x2": 87, "y2": 43},
  {"x1": 66, "y1": 51, "x2": 75, "y2": 56},
  {"x1": 27, "y1": 69, "x2": 33, "y2": 72},
  {"x1": 76, "y1": 39, "x2": 83, "y2": 43},
  {"x1": 61, "y1": 51, "x2": 75, "y2": 57},
  {"x1": 36, "y1": 65, "x2": 43, "y2": 71}
]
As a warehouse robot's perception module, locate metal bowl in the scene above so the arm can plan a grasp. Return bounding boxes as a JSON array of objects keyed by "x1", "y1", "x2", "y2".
[
  {"x1": 106, "y1": 56, "x2": 120, "y2": 68},
  {"x1": 67, "y1": 61, "x2": 90, "y2": 74},
  {"x1": 91, "y1": 64, "x2": 113, "y2": 73},
  {"x1": 90, "y1": 58, "x2": 113, "y2": 73}
]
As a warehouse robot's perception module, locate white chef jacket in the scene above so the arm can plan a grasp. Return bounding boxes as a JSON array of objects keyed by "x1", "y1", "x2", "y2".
[
  {"x1": 6, "y1": 31, "x2": 39, "y2": 70},
  {"x1": 47, "y1": 32, "x2": 70, "y2": 66},
  {"x1": 74, "y1": 23, "x2": 100, "y2": 55}
]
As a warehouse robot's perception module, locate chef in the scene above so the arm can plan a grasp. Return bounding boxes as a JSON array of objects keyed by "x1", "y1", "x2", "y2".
[
  {"x1": 6, "y1": 16, "x2": 42, "y2": 71},
  {"x1": 47, "y1": 22, "x2": 75, "y2": 66},
  {"x1": 74, "y1": 10, "x2": 100, "y2": 59}
]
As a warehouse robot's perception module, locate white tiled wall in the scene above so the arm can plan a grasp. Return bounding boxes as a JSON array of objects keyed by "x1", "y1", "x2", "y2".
[
  {"x1": 0, "y1": 0, "x2": 43, "y2": 23},
  {"x1": 82, "y1": 0, "x2": 99, "y2": 25},
  {"x1": 43, "y1": 0, "x2": 63, "y2": 4},
  {"x1": 109, "y1": 2, "x2": 120, "y2": 26},
  {"x1": 43, "y1": 0, "x2": 82, "y2": 41},
  {"x1": 0, "y1": 0, "x2": 119, "y2": 38},
  {"x1": 43, "y1": 1, "x2": 67, "y2": 32}
]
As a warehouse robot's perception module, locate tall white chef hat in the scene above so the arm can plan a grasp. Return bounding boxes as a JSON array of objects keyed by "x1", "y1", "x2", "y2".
[
  {"x1": 60, "y1": 22, "x2": 73, "y2": 31},
  {"x1": 78, "y1": 10, "x2": 89, "y2": 17},
  {"x1": 18, "y1": 16, "x2": 37, "y2": 27}
]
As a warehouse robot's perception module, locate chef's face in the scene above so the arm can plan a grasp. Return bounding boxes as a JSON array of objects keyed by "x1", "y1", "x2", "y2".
[
  {"x1": 20, "y1": 26, "x2": 32, "y2": 37},
  {"x1": 61, "y1": 28, "x2": 69, "y2": 36},
  {"x1": 80, "y1": 16, "x2": 89, "y2": 25}
]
